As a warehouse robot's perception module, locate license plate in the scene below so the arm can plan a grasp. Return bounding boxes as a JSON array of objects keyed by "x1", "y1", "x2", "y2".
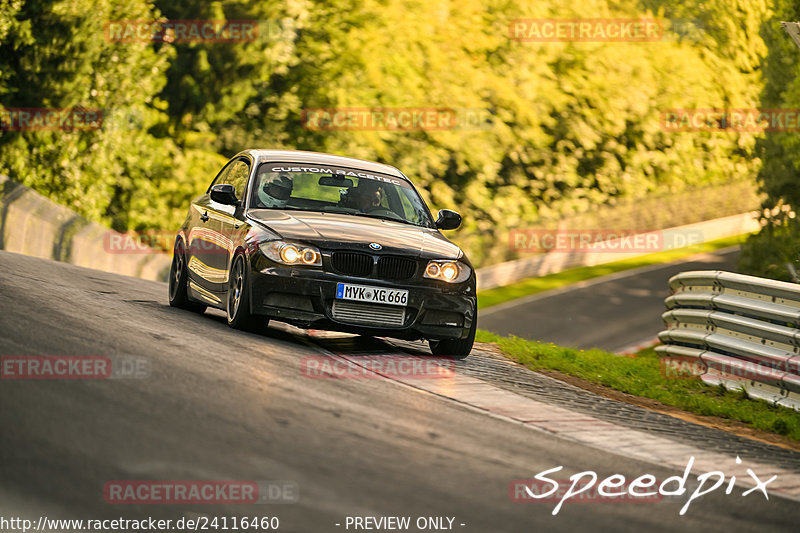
[{"x1": 336, "y1": 283, "x2": 408, "y2": 307}]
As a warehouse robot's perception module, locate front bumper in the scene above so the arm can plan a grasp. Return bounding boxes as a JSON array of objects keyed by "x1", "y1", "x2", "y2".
[{"x1": 248, "y1": 255, "x2": 476, "y2": 341}]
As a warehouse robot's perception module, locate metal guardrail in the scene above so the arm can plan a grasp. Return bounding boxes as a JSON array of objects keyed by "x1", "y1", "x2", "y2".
[{"x1": 657, "y1": 270, "x2": 800, "y2": 410}]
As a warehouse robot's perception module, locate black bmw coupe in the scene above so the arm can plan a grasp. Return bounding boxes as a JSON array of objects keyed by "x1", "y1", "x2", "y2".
[{"x1": 169, "y1": 149, "x2": 476, "y2": 357}]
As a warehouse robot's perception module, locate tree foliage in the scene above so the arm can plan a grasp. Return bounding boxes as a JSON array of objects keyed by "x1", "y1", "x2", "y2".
[
  {"x1": 0, "y1": 0, "x2": 773, "y2": 264},
  {"x1": 737, "y1": 0, "x2": 800, "y2": 280}
]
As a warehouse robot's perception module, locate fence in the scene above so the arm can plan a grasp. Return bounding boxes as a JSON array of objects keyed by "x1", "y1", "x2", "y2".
[
  {"x1": 657, "y1": 270, "x2": 800, "y2": 410},
  {"x1": 476, "y1": 214, "x2": 760, "y2": 290},
  {"x1": 0, "y1": 175, "x2": 170, "y2": 281}
]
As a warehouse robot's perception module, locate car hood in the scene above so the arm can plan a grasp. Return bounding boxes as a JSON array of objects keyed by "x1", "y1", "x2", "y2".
[{"x1": 247, "y1": 209, "x2": 462, "y2": 259}]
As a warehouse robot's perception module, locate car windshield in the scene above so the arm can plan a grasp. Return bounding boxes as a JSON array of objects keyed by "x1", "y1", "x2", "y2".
[{"x1": 250, "y1": 163, "x2": 435, "y2": 228}]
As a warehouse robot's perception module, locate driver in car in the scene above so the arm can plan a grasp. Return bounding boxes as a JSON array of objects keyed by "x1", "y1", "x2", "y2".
[
  {"x1": 351, "y1": 180, "x2": 384, "y2": 212},
  {"x1": 257, "y1": 173, "x2": 293, "y2": 208}
]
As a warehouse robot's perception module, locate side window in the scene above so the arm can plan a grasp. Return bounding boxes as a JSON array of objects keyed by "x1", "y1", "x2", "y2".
[
  {"x1": 209, "y1": 160, "x2": 235, "y2": 191},
  {"x1": 226, "y1": 160, "x2": 251, "y2": 200}
]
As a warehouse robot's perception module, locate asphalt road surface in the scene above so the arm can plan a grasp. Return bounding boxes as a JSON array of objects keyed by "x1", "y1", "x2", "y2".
[
  {"x1": 478, "y1": 248, "x2": 740, "y2": 352},
  {"x1": 0, "y1": 250, "x2": 796, "y2": 532}
]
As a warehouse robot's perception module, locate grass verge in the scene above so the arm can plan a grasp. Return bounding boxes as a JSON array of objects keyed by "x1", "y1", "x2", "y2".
[
  {"x1": 477, "y1": 234, "x2": 748, "y2": 309},
  {"x1": 476, "y1": 330, "x2": 800, "y2": 442}
]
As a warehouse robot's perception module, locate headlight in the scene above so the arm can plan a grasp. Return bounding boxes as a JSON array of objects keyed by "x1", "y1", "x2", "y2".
[
  {"x1": 423, "y1": 260, "x2": 470, "y2": 283},
  {"x1": 260, "y1": 241, "x2": 322, "y2": 266}
]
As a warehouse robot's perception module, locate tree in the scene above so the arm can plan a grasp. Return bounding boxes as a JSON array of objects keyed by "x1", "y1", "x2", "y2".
[{"x1": 739, "y1": 0, "x2": 800, "y2": 280}]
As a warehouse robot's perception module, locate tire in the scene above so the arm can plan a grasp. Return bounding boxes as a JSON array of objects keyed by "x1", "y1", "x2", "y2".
[
  {"x1": 428, "y1": 306, "x2": 476, "y2": 360},
  {"x1": 169, "y1": 240, "x2": 206, "y2": 313},
  {"x1": 227, "y1": 254, "x2": 267, "y2": 332}
]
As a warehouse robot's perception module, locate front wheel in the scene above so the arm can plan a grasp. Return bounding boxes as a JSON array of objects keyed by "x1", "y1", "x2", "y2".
[
  {"x1": 428, "y1": 309, "x2": 476, "y2": 360},
  {"x1": 168, "y1": 240, "x2": 206, "y2": 313},
  {"x1": 227, "y1": 255, "x2": 267, "y2": 332}
]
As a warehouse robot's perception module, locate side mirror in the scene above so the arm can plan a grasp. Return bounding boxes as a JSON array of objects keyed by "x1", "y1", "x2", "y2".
[
  {"x1": 435, "y1": 209, "x2": 461, "y2": 230},
  {"x1": 210, "y1": 184, "x2": 239, "y2": 206}
]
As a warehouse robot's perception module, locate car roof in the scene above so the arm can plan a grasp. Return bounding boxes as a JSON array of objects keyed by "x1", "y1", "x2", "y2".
[{"x1": 240, "y1": 149, "x2": 409, "y2": 180}]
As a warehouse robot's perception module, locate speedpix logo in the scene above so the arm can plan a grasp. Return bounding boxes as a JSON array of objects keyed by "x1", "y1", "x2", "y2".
[{"x1": 512, "y1": 456, "x2": 776, "y2": 516}]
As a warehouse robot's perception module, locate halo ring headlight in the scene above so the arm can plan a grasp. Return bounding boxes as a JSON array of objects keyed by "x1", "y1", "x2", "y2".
[
  {"x1": 423, "y1": 259, "x2": 470, "y2": 283},
  {"x1": 280, "y1": 244, "x2": 300, "y2": 263},
  {"x1": 260, "y1": 240, "x2": 322, "y2": 267},
  {"x1": 301, "y1": 248, "x2": 318, "y2": 265},
  {"x1": 441, "y1": 262, "x2": 458, "y2": 281}
]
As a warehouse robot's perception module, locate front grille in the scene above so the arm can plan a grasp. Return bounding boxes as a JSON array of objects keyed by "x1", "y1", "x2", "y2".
[
  {"x1": 331, "y1": 300, "x2": 406, "y2": 327},
  {"x1": 377, "y1": 256, "x2": 416, "y2": 280},
  {"x1": 331, "y1": 252, "x2": 373, "y2": 277}
]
